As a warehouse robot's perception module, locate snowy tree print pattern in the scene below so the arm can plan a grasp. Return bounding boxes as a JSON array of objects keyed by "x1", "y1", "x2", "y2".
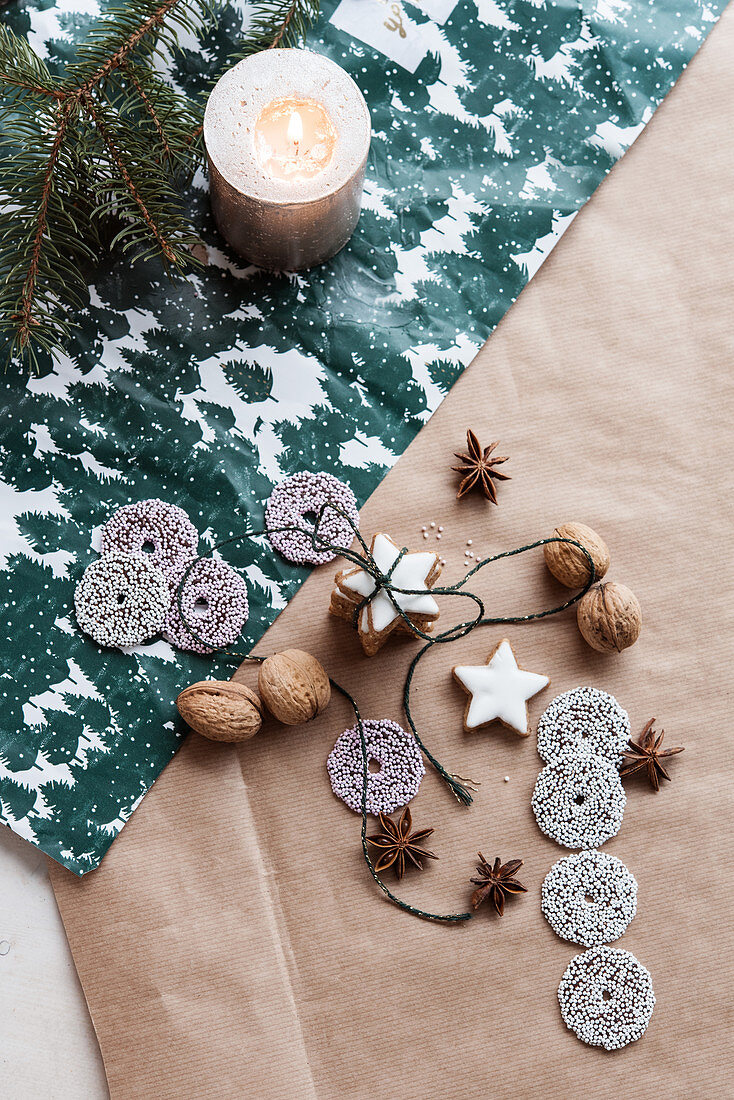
[{"x1": 0, "y1": 0, "x2": 724, "y2": 873}]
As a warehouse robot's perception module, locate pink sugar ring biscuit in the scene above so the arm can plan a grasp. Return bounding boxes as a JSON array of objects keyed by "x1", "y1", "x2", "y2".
[
  {"x1": 74, "y1": 551, "x2": 169, "y2": 648},
  {"x1": 165, "y1": 557, "x2": 249, "y2": 654},
  {"x1": 101, "y1": 498, "x2": 199, "y2": 583},
  {"x1": 327, "y1": 718, "x2": 425, "y2": 816},
  {"x1": 265, "y1": 471, "x2": 359, "y2": 566}
]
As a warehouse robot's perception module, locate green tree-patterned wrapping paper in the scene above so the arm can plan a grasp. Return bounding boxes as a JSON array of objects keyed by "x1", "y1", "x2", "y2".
[{"x1": 0, "y1": 0, "x2": 724, "y2": 873}]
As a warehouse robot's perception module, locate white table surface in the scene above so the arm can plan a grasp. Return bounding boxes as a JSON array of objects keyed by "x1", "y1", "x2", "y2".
[{"x1": 0, "y1": 828, "x2": 108, "y2": 1099}]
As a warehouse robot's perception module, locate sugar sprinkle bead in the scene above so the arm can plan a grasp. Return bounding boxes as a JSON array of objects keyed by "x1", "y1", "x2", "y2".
[
  {"x1": 438, "y1": 526, "x2": 444, "y2": 532},
  {"x1": 74, "y1": 551, "x2": 169, "y2": 648},
  {"x1": 165, "y1": 557, "x2": 248, "y2": 654},
  {"x1": 558, "y1": 946, "x2": 655, "y2": 1050},
  {"x1": 466, "y1": 539, "x2": 473, "y2": 546},
  {"x1": 327, "y1": 718, "x2": 425, "y2": 816},
  {"x1": 265, "y1": 472, "x2": 359, "y2": 566},
  {"x1": 542, "y1": 850, "x2": 638, "y2": 946},
  {"x1": 532, "y1": 752, "x2": 626, "y2": 849},
  {"x1": 430, "y1": 521, "x2": 435, "y2": 528},
  {"x1": 537, "y1": 687, "x2": 631, "y2": 767},
  {"x1": 100, "y1": 499, "x2": 198, "y2": 584}
]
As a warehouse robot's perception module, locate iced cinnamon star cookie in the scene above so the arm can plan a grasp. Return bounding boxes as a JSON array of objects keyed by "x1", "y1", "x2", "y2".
[
  {"x1": 453, "y1": 639, "x2": 550, "y2": 735},
  {"x1": 330, "y1": 532, "x2": 441, "y2": 656}
]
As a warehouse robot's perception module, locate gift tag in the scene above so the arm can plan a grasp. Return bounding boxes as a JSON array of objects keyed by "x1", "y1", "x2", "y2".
[{"x1": 330, "y1": 0, "x2": 437, "y2": 73}]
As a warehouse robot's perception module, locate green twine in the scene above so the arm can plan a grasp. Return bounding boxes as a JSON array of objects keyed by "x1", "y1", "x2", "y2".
[
  {"x1": 172, "y1": 502, "x2": 596, "y2": 923},
  {"x1": 329, "y1": 678, "x2": 472, "y2": 924}
]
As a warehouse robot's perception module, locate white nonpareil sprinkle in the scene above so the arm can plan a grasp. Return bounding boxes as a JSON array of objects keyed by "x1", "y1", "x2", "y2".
[
  {"x1": 558, "y1": 946, "x2": 655, "y2": 1050},
  {"x1": 74, "y1": 551, "x2": 169, "y2": 648},
  {"x1": 537, "y1": 686, "x2": 631, "y2": 766},
  {"x1": 265, "y1": 471, "x2": 359, "y2": 566},
  {"x1": 541, "y1": 850, "x2": 638, "y2": 946},
  {"x1": 531, "y1": 752, "x2": 626, "y2": 849},
  {"x1": 326, "y1": 718, "x2": 425, "y2": 815}
]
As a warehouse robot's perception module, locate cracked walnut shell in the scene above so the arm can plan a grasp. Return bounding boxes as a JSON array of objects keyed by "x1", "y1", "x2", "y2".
[
  {"x1": 177, "y1": 681, "x2": 263, "y2": 742},
  {"x1": 577, "y1": 582, "x2": 642, "y2": 653},
  {"x1": 544, "y1": 522, "x2": 610, "y2": 588},
  {"x1": 258, "y1": 649, "x2": 331, "y2": 725}
]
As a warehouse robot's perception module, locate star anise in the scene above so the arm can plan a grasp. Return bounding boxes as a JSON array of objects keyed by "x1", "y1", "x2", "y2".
[
  {"x1": 470, "y1": 853, "x2": 527, "y2": 915},
  {"x1": 366, "y1": 806, "x2": 438, "y2": 879},
  {"x1": 452, "y1": 430, "x2": 510, "y2": 502},
  {"x1": 620, "y1": 718, "x2": 684, "y2": 792}
]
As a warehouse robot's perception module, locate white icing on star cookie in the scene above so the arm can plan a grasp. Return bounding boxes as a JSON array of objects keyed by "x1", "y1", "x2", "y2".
[
  {"x1": 452, "y1": 639, "x2": 550, "y2": 735},
  {"x1": 330, "y1": 532, "x2": 441, "y2": 655},
  {"x1": 343, "y1": 532, "x2": 439, "y2": 633}
]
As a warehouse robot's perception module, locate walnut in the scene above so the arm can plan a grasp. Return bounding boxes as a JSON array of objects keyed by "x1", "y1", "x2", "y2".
[
  {"x1": 577, "y1": 582, "x2": 642, "y2": 653},
  {"x1": 176, "y1": 681, "x2": 263, "y2": 742},
  {"x1": 258, "y1": 649, "x2": 331, "y2": 725},
  {"x1": 543, "y1": 522, "x2": 610, "y2": 588}
]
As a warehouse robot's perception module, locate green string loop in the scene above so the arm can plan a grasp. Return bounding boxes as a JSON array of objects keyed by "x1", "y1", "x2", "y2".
[{"x1": 172, "y1": 501, "x2": 596, "y2": 921}]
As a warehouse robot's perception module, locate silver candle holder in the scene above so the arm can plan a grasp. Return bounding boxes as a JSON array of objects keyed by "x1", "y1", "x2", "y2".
[{"x1": 203, "y1": 49, "x2": 372, "y2": 272}]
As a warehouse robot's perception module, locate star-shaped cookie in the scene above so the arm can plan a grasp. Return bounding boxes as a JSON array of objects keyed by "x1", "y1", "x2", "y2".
[
  {"x1": 330, "y1": 532, "x2": 441, "y2": 656},
  {"x1": 453, "y1": 639, "x2": 549, "y2": 735}
]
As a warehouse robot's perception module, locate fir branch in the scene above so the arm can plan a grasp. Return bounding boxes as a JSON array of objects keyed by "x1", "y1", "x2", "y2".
[
  {"x1": 69, "y1": 0, "x2": 210, "y2": 89},
  {"x1": 0, "y1": 28, "x2": 62, "y2": 100},
  {"x1": 0, "y1": 93, "x2": 94, "y2": 369},
  {"x1": 14, "y1": 103, "x2": 76, "y2": 349},
  {"x1": 0, "y1": 0, "x2": 322, "y2": 369},
  {"x1": 81, "y1": 92, "x2": 182, "y2": 265},
  {"x1": 116, "y1": 59, "x2": 203, "y2": 177}
]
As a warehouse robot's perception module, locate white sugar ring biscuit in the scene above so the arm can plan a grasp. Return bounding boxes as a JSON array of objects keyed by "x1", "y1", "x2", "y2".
[
  {"x1": 74, "y1": 551, "x2": 169, "y2": 648},
  {"x1": 537, "y1": 686, "x2": 630, "y2": 766},
  {"x1": 541, "y1": 850, "x2": 638, "y2": 946},
  {"x1": 558, "y1": 946, "x2": 655, "y2": 1050},
  {"x1": 532, "y1": 751, "x2": 626, "y2": 849}
]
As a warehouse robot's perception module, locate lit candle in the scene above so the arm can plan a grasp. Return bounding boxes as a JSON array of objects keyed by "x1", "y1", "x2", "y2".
[
  {"x1": 254, "y1": 97, "x2": 336, "y2": 181},
  {"x1": 204, "y1": 50, "x2": 371, "y2": 271}
]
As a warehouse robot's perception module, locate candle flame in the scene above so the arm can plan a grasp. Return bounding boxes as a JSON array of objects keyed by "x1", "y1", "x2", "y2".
[{"x1": 287, "y1": 110, "x2": 304, "y2": 148}]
